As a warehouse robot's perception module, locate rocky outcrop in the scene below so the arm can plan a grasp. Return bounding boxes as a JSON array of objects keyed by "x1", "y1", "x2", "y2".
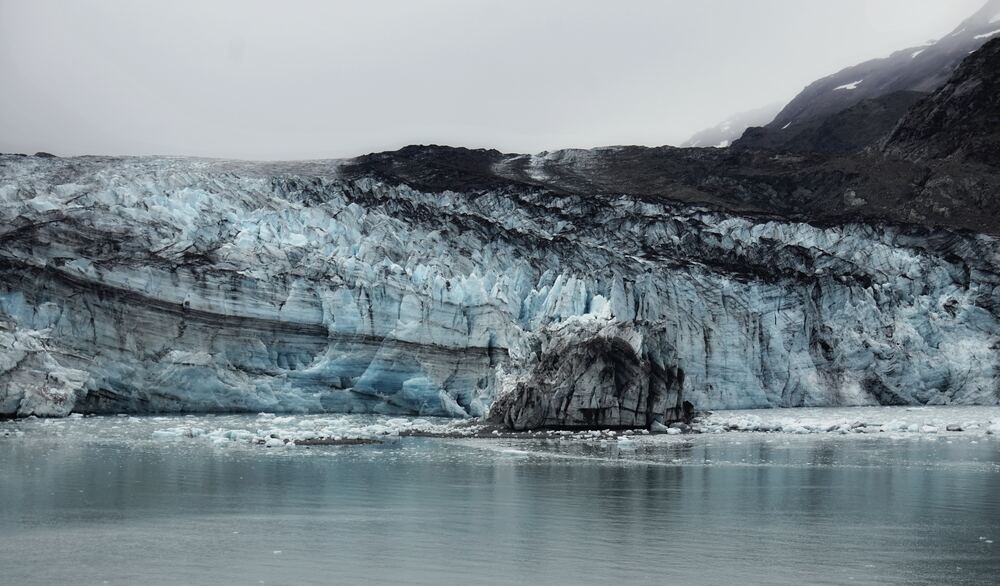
[
  {"x1": 881, "y1": 37, "x2": 1000, "y2": 165},
  {"x1": 489, "y1": 319, "x2": 685, "y2": 430}
]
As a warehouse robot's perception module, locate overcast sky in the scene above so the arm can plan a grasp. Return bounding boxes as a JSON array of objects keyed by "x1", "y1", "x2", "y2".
[{"x1": 0, "y1": 0, "x2": 984, "y2": 160}]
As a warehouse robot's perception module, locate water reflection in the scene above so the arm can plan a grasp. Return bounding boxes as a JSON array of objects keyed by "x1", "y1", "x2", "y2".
[{"x1": 1, "y1": 434, "x2": 999, "y2": 585}]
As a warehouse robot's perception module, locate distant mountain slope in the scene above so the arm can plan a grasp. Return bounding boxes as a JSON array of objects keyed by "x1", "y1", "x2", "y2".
[
  {"x1": 737, "y1": 91, "x2": 925, "y2": 153},
  {"x1": 680, "y1": 103, "x2": 782, "y2": 148},
  {"x1": 735, "y1": 0, "x2": 1000, "y2": 152}
]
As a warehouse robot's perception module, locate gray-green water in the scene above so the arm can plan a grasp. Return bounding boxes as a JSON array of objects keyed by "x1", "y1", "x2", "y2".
[{"x1": 2, "y1": 414, "x2": 1000, "y2": 585}]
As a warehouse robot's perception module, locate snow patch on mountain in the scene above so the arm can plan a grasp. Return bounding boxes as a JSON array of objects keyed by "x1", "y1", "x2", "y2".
[{"x1": 833, "y1": 79, "x2": 863, "y2": 91}]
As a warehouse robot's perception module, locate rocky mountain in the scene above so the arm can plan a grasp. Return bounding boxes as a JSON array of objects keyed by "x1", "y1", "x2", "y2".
[
  {"x1": 1, "y1": 19, "x2": 998, "y2": 427},
  {"x1": 881, "y1": 36, "x2": 1000, "y2": 165},
  {"x1": 735, "y1": 0, "x2": 1000, "y2": 152},
  {"x1": 736, "y1": 90, "x2": 926, "y2": 153}
]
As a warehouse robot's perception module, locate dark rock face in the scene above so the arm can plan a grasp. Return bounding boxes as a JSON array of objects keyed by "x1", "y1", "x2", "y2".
[
  {"x1": 489, "y1": 324, "x2": 684, "y2": 430},
  {"x1": 881, "y1": 37, "x2": 1000, "y2": 165}
]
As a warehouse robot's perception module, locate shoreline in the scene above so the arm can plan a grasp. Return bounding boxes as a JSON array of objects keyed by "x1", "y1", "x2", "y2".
[{"x1": 3, "y1": 406, "x2": 1000, "y2": 449}]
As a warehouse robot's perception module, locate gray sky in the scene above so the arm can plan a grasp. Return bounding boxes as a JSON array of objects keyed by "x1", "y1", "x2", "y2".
[{"x1": 0, "y1": 0, "x2": 984, "y2": 160}]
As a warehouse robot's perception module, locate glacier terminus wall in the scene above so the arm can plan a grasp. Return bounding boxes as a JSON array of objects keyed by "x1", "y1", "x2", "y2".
[{"x1": 0, "y1": 154, "x2": 998, "y2": 420}]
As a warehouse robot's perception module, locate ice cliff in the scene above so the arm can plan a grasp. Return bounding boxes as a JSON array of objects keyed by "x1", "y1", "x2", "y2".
[{"x1": 0, "y1": 151, "x2": 997, "y2": 420}]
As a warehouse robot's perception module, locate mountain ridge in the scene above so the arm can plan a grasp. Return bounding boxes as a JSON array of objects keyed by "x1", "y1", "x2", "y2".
[{"x1": 734, "y1": 0, "x2": 1000, "y2": 152}]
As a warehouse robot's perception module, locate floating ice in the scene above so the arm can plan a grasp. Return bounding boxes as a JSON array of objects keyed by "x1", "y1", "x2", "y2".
[{"x1": 692, "y1": 406, "x2": 1000, "y2": 437}]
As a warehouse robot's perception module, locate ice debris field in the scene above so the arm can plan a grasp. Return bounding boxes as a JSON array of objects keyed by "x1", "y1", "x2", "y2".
[{"x1": 4, "y1": 406, "x2": 1000, "y2": 451}]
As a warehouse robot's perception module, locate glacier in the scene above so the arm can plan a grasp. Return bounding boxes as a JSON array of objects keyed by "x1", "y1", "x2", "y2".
[{"x1": 0, "y1": 153, "x2": 998, "y2": 421}]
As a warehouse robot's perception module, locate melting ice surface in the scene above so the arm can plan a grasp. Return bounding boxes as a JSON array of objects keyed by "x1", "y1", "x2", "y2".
[{"x1": 3, "y1": 407, "x2": 1000, "y2": 585}]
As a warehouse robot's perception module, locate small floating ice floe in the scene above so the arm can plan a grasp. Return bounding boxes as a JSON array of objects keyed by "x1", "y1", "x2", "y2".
[
  {"x1": 650, "y1": 421, "x2": 670, "y2": 433},
  {"x1": 617, "y1": 437, "x2": 637, "y2": 449}
]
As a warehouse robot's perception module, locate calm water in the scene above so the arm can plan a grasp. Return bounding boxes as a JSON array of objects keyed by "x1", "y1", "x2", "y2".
[{"x1": 2, "y1": 415, "x2": 1000, "y2": 585}]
